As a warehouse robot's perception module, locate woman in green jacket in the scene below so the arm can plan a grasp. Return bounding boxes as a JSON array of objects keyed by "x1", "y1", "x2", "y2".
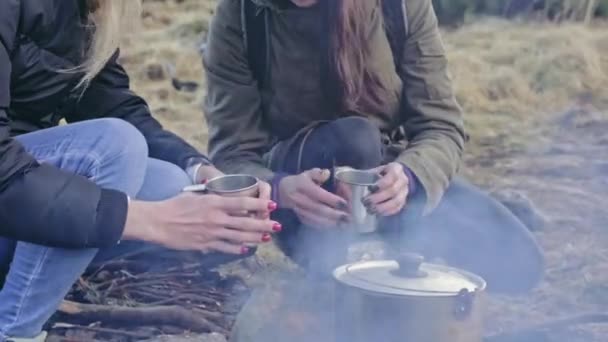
[{"x1": 203, "y1": 0, "x2": 544, "y2": 293}]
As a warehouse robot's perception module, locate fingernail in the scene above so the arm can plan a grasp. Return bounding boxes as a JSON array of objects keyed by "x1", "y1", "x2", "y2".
[
  {"x1": 240, "y1": 246, "x2": 250, "y2": 254},
  {"x1": 262, "y1": 233, "x2": 272, "y2": 242},
  {"x1": 380, "y1": 170, "x2": 388, "y2": 176},
  {"x1": 268, "y1": 201, "x2": 278, "y2": 211},
  {"x1": 340, "y1": 215, "x2": 350, "y2": 224},
  {"x1": 272, "y1": 223, "x2": 283, "y2": 232},
  {"x1": 369, "y1": 185, "x2": 380, "y2": 193},
  {"x1": 362, "y1": 198, "x2": 372, "y2": 207},
  {"x1": 367, "y1": 206, "x2": 377, "y2": 215},
  {"x1": 337, "y1": 201, "x2": 348, "y2": 211},
  {"x1": 201, "y1": 179, "x2": 208, "y2": 184}
]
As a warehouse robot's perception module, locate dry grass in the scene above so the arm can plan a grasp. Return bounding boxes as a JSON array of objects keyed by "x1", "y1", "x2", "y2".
[
  {"x1": 118, "y1": 1, "x2": 608, "y2": 340},
  {"x1": 448, "y1": 20, "x2": 607, "y2": 114},
  {"x1": 122, "y1": 2, "x2": 608, "y2": 152}
]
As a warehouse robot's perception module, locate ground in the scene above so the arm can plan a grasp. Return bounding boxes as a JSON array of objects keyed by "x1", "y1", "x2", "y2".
[{"x1": 52, "y1": 0, "x2": 608, "y2": 340}]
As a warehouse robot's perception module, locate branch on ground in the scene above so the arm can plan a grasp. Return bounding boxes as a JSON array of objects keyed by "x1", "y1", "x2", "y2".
[{"x1": 58, "y1": 300, "x2": 228, "y2": 335}]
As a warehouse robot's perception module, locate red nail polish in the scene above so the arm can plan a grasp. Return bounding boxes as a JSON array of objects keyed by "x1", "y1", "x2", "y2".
[
  {"x1": 262, "y1": 233, "x2": 272, "y2": 242},
  {"x1": 268, "y1": 201, "x2": 278, "y2": 211},
  {"x1": 272, "y1": 223, "x2": 282, "y2": 232},
  {"x1": 240, "y1": 246, "x2": 250, "y2": 254},
  {"x1": 201, "y1": 178, "x2": 207, "y2": 184}
]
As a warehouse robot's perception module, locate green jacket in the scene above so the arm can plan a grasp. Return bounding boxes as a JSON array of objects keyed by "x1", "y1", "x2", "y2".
[{"x1": 203, "y1": 0, "x2": 465, "y2": 214}]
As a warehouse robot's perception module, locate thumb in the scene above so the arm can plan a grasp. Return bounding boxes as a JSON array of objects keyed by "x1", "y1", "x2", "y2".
[
  {"x1": 369, "y1": 165, "x2": 386, "y2": 175},
  {"x1": 306, "y1": 168, "x2": 331, "y2": 185}
]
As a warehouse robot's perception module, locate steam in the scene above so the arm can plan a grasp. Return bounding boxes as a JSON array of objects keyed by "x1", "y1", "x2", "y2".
[
  {"x1": 228, "y1": 227, "x2": 387, "y2": 342},
  {"x1": 220, "y1": 96, "x2": 608, "y2": 342}
]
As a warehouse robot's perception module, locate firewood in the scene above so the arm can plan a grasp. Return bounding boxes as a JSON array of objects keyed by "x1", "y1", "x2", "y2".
[{"x1": 58, "y1": 300, "x2": 228, "y2": 335}]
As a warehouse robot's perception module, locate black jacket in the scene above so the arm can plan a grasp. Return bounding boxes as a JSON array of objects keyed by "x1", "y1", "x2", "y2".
[{"x1": 0, "y1": 0, "x2": 208, "y2": 248}]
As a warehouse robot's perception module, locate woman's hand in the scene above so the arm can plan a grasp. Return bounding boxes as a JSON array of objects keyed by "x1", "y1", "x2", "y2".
[
  {"x1": 364, "y1": 162, "x2": 409, "y2": 216},
  {"x1": 195, "y1": 164, "x2": 272, "y2": 219},
  {"x1": 123, "y1": 194, "x2": 281, "y2": 254},
  {"x1": 257, "y1": 180, "x2": 273, "y2": 215},
  {"x1": 278, "y1": 168, "x2": 349, "y2": 228}
]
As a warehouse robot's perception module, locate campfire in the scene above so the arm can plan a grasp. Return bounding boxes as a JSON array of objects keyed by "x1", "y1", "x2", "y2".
[{"x1": 49, "y1": 249, "x2": 250, "y2": 341}]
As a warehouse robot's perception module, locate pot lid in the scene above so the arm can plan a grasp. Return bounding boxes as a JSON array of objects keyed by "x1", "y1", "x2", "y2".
[{"x1": 333, "y1": 253, "x2": 486, "y2": 297}]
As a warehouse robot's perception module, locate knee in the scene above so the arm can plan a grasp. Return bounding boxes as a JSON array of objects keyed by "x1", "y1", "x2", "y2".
[
  {"x1": 93, "y1": 118, "x2": 148, "y2": 167},
  {"x1": 137, "y1": 159, "x2": 192, "y2": 201},
  {"x1": 326, "y1": 117, "x2": 383, "y2": 169},
  {"x1": 87, "y1": 119, "x2": 149, "y2": 195},
  {"x1": 495, "y1": 238, "x2": 545, "y2": 294},
  {"x1": 481, "y1": 214, "x2": 546, "y2": 294},
  {"x1": 436, "y1": 180, "x2": 546, "y2": 294}
]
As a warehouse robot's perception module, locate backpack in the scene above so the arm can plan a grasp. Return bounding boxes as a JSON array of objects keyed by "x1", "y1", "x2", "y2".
[{"x1": 241, "y1": 0, "x2": 409, "y2": 89}]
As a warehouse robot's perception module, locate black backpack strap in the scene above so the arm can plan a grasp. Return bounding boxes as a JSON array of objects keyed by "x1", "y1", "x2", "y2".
[
  {"x1": 241, "y1": 0, "x2": 271, "y2": 89},
  {"x1": 382, "y1": 0, "x2": 408, "y2": 74}
]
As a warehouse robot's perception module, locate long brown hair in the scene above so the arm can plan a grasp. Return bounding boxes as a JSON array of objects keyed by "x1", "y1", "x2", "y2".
[{"x1": 322, "y1": 0, "x2": 390, "y2": 115}]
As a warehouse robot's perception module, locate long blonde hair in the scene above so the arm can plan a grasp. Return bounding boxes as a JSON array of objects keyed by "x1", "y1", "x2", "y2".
[{"x1": 76, "y1": 0, "x2": 142, "y2": 89}]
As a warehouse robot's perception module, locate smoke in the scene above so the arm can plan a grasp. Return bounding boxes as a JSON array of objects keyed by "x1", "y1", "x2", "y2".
[
  {"x1": 227, "y1": 227, "x2": 391, "y2": 342},
  {"x1": 224, "y1": 97, "x2": 608, "y2": 342}
]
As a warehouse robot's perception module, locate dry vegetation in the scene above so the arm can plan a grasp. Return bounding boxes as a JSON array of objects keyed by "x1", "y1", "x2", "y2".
[{"x1": 71, "y1": 0, "x2": 608, "y2": 340}]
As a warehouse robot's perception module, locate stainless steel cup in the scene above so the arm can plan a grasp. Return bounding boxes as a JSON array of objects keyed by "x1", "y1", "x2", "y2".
[
  {"x1": 182, "y1": 174, "x2": 261, "y2": 253},
  {"x1": 335, "y1": 168, "x2": 381, "y2": 234},
  {"x1": 182, "y1": 174, "x2": 260, "y2": 197}
]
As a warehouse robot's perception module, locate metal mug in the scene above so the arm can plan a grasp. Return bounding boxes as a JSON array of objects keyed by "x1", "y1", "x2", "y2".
[
  {"x1": 182, "y1": 174, "x2": 261, "y2": 255},
  {"x1": 335, "y1": 168, "x2": 381, "y2": 234},
  {"x1": 182, "y1": 174, "x2": 260, "y2": 197}
]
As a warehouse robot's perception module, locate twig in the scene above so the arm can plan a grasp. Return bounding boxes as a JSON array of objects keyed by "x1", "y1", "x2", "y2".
[
  {"x1": 126, "y1": 289, "x2": 168, "y2": 303},
  {"x1": 52, "y1": 324, "x2": 153, "y2": 339},
  {"x1": 145, "y1": 294, "x2": 222, "y2": 309},
  {"x1": 95, "y1": 271, "x2": 213, "y2": 290},
  {"x1": 107, "y1": 279, "x2": 169, "y2": 293},
  {"x1": 59, "y1": 300, "x2": 228, "y2": 334}
]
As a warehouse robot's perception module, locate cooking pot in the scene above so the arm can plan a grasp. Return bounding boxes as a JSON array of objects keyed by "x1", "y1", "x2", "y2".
[{"x1": 332, "y1": 253, "x2": 486, "y2": 342}]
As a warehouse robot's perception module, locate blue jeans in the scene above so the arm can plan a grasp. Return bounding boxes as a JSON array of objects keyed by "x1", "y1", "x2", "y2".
[
  {"x1": 269, "y1": 117, "x2": 545, "y2": 294},
  {"x1": 0, "y1": 119, "x2": 192, "y2": 340}
]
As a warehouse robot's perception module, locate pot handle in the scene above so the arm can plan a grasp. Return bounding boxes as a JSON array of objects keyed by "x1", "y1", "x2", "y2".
[
  {"x1": 453, "y1": 288, "x2": 475, "y2": 320},
  {"x1": 393, "y1": 252, "x2": 428, "y2": 278},
  {"x1": 182, "y1": 184, "x2": 208, "y2": 193}
]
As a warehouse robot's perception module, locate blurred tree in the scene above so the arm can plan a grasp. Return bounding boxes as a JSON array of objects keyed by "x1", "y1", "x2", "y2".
[
  {"x1": 504, "y1": 0, "x2": 538, "y2": 18},
  {"x1": 431, "y1": 0, "x2": 474, "y2": 26},
  {"x1": 431, "y1": 0, "x2": 605, "y2": 25},
  {"x1": 597, "y1": 0, "x2": 608, "y2": 16}
]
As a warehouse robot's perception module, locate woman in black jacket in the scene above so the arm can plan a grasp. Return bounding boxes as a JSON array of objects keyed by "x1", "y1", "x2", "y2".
[{"x1": 0, "y1": 1, "x2": 280, "y2": 340}]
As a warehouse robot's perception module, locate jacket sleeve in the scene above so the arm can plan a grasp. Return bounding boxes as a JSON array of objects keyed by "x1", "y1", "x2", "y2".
[
  {"x1": 70, "y1": 52, "x2": 211, "y2": 171},
  {"x1": 396, "y1": 0, "x2": 466, "y2": 214},
  {"x1": 0, "y1": 1, "x2": 128, "y2": 248},
  {"x1": 202, "y1": 0, "x2": 275, "y2": 181}
]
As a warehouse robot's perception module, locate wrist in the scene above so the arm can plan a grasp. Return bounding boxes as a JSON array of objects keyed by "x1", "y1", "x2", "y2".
[
  {"x1": 272, "y1": 172, "x2": 291, "y2": 208},
  {"x1": 196, "y1": 165, "x2": 224, "y2": 183},
  {"x1": 185, "y1": 157, "x2": 214, "y2": 183},
  {"x1": 122, "y1": 200, "x2": 159, "y2": 243},
  {"x1": 399, "y1": 163, "x2": 417, "y2": 195}
]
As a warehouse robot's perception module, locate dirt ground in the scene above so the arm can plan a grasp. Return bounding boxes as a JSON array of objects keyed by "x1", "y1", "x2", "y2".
[{"x1": 53, "y1": 0, "x2": 608, "y2": 340}]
